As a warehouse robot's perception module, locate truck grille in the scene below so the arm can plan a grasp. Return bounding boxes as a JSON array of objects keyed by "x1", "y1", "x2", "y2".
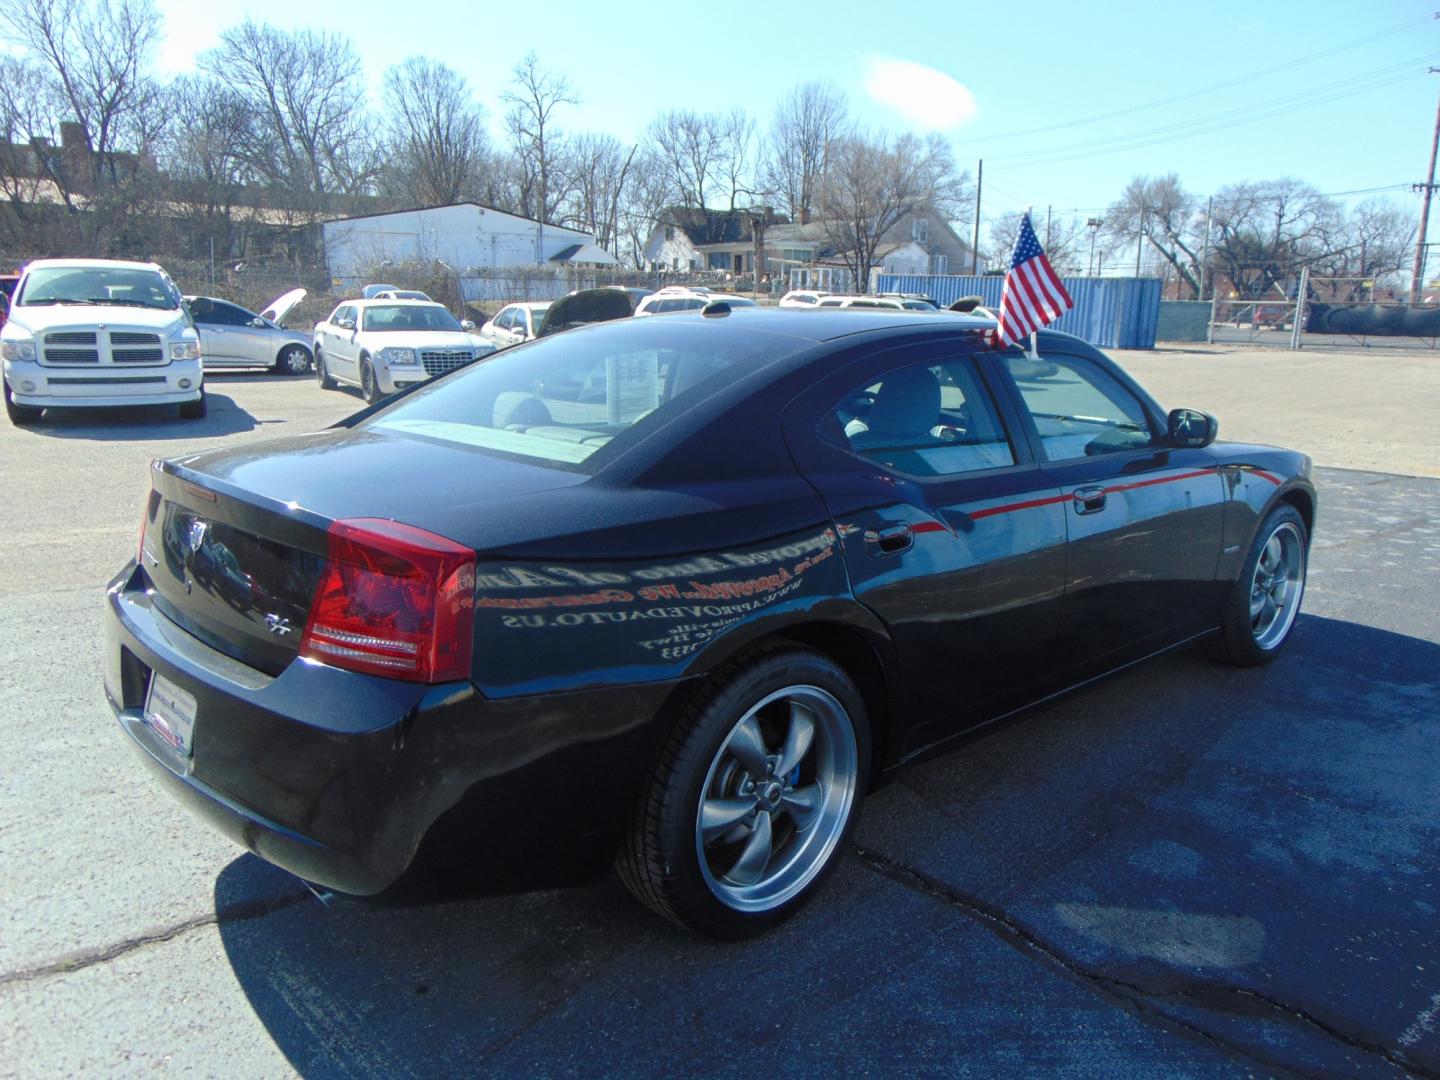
[
  {"x1": 112, "y1": 348, "x2": 165, "y2": 363},
  {"x1": 45, "y1": 348, "x2": 100, "y2": 364},
  {"x1": 38, "y1": 328, "x2": 168, "y2": 366},
  {"x1": 420, "y1": 349, "x2": 473, "y2": 376}
]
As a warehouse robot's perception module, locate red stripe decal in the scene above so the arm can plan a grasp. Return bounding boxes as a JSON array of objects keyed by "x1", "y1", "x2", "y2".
[
  {"x1": 966, "y1": 468, "x2": 1219, "y2": 522},
  {"x1": 1249, "y1": 469, "x2": 1283, "y2": 485},
  {"x1": 970, "y1": 493, "x2": 1070, "y2": 520},
  {"x1": 1101, "y1": 467, "x2": 1218, "y2": 495},
  {"x1": 911, "y1": 520, "x2": 949, "y2": 535}
]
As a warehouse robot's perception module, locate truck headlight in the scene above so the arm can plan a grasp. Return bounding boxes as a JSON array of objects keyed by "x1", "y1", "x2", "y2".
[
  {"x1": 169, "y1": 340, "x2": 201, "y2": 361},
  {"x1": 1, "y1": 338, "x2": 36, "y2": 362},
  {"x1": 379, "y1": 347, "x2": 418, "y2": 365}
]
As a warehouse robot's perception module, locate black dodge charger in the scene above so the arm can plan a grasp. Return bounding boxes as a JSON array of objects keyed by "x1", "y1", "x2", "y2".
[{"x1": 104, "y1": 307, "x2": 1315, "y2": 938}]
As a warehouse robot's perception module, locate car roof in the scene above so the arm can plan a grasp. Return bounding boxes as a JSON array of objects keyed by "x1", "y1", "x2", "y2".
[
  {"x1": 23, "y1": 258, "x2": 163, "y2": 273},
  {"x1": 346, "y1": 298, "x2": 448, "y2": 308}
]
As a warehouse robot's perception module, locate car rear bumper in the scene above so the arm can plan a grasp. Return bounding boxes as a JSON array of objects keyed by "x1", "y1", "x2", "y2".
[
  {"x1": 104, "y1": 562, "x2": 687, "y2": 895},
  {"x1": 6, "y1": 357, "x2": 202, "y2": 407}
]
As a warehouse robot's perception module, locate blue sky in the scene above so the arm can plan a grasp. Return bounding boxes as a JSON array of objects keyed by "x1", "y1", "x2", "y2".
[{"x1": 142, "y1": 0, "x2": 1440, "y2": 224}]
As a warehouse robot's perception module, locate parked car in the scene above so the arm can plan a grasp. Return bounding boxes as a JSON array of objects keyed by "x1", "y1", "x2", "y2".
[
  {"x1": 185, "y1": 290, "x2": 312, "y2": 374},
  {"x1": 477, "y1": 301, "x2": 552, "y2": 347},
  {"x1": 815, "y1": 295, "x2": 906, "y2": 310},
  {"x1": 360, "y1": 283, "x2": 402, "y2": 299},
  {"x1": 313, "y1": 299, "x2": 496, "y2": 403},
  {"x1": 878, "y1": 292, "x2": 940, "y2": 310},
  {"x1": 370, "y1": 289, "x2": 433, "y2": 301},
  {"x1": 779, "y1": 289, "x2": 832, "y2": 309},
  {"x1": 3, "y1": 258, "x2": 203, "y2": 424},
  {"x1": 635, "y1": 289, "x2": 757, "y2": 316},
  {"x1": 0, "y1": 273, "x2": 19, "y2": 328},
  {"x1": 106, "y1": 307, "x2": 1315, "y2": 938},
  {"x1": 539, "y1": 288, "x2": 636, "y2": 336}
]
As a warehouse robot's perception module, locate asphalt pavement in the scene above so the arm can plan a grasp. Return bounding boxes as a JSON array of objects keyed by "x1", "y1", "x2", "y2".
[{"x1": 0, "y1": 357, "x2": 1436, "y2": 1078}]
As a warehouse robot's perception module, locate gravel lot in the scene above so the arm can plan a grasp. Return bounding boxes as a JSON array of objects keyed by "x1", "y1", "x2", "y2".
[{"x1": 0, "y1": 346, "x2": 1437, "y2": 1078}]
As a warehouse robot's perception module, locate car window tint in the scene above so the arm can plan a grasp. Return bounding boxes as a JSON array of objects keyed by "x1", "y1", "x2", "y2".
[
  {"x1": 825, "y1": 359, "x2": 1015, "y2": 477},
  {"x1": 1007, "y1": 351, "x2": 1158, "y2": 461},
  {"x1": 200, "y1": 301, "x2": 250, "y2": 326}
]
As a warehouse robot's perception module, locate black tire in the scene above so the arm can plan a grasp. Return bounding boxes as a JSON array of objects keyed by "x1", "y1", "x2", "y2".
[
  {"x1": 178, "y1": 385, "x2": 207, "y2": 420},
  {"x1": 4, "y1": 381, "x2": 42, "y2": 425},
  {"x1": 274, "y1": 344, "x2": 311, "y2": 375},
  {"x1": 315, "y1": 350, "x2": 336, "y2": 390},
  {"x1": 616, "y1": 645, "x2": 869, "y2": 939},
  {"x1": 1206, "y1": 503, "x2": 1308, "y2": 667},
  {"x1": 360, "y1": 356, "x2": 382, "y2": 404}
]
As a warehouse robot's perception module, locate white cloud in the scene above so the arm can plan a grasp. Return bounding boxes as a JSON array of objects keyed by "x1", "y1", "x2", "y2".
[
  {"x1": 153, "y1": 0, "x2": 226, "y2": 76},
  {"x1": 864, "y1": 58, "x2": 978, "y2": 130}
]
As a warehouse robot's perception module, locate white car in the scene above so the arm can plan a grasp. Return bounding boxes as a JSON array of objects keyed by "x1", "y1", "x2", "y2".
[
  {"x1": 814, "y1": 295, "x2": 907, "y2": 310},
  {"x1": 369, "y1": 289, "x2": 433, "y2": 301},
  {"x1": 634, "y1": 289, "x2": 757, "y2": 316},
  {"x1": 478, "y1": 302, "x2": 552, "y2": 348},
  {"x1": 2, "y1": 258, "x2": 204, "y2": 424},
  {"x1": 185, "y1": 289, "x2": 312, "y2": 374},
  {"x1": 313, "y1": 299, "x2": 496, "y2": 403},
  {"x1": 778, "y1": 289, "x2": 832, "y2": 308}
]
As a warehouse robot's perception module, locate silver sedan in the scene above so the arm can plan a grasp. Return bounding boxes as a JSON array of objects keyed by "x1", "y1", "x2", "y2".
[{"x1": 185, "y1": 290, "x2": 313, "y2": 374}]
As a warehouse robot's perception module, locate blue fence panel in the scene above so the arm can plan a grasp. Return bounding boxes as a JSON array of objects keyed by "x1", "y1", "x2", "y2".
[{"x1": 876, "y1": 274, "x2": 1161, "y2": 349}]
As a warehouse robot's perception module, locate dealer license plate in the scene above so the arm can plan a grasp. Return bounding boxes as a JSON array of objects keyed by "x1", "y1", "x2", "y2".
[{"x1": 144, "y1": 673, "x2": 197, "y2": 757}]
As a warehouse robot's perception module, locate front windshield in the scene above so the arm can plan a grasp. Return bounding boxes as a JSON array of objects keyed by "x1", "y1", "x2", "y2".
[
  {"x1": 18, "y1": 266, "x2": 178, "y2": 309},
  {"x1": 364, "y1": 318, "x2": 799, "y2": 472},
  {"x1": 362, "y1": 304, "x2": 462, "y2": 332}
]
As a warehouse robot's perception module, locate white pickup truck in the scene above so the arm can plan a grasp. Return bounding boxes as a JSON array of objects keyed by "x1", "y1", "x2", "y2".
[{"x1": 1, "y1": 258, "x2": 204, "y2": 424}]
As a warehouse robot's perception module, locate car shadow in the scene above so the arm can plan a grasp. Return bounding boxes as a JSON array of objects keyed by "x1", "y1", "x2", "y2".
[
  {"x1": 17, "y1": 392, "x2": 258, "y2": 440},
  {"x1": 214, "y1": 614, "x2": 1440, "y2": 1077}
]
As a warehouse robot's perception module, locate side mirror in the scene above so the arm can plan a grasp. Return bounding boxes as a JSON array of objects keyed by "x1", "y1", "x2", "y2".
[
  {"x1": 339, "y1": 318, "x2": 355, "y2": 331},
  {"x1": 513, "y1": 327, "x2": 528, "y2": 340},
  {"x1": 249, "y1": 317, "x2": 267, "y2": 328},
  {"x1": 1167, "y1": 408, "x2": 1218, "y2": 449},
  {"x1": 460, "y1": 319, "x2": 476, "y2": 331}
]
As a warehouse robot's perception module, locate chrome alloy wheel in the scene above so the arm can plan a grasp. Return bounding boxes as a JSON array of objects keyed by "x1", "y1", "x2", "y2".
[
  {"x1": 1250, "y1": 521, "x2": 1306, "y2": 650},
  {"x1": 694, "y1": 685, "x2": 858, "y2": 912}
]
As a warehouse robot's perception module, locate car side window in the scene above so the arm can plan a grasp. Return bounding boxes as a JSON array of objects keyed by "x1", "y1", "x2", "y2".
[
  {"x1": 336, "y1": 305, "x2": 355, "y2": 327},
  {"x1": 823, "y1": 358, "x2": 1016, "y2": 478},
  {"x1": 496, "y1": 307, "x2": 517, "y2": 331},
  {"x1": 211, "y1": 302, "x2": 253, "y2": 327},
  {"x1": 1007, "y1": 351, "x2": 1159, "y2": 461}
]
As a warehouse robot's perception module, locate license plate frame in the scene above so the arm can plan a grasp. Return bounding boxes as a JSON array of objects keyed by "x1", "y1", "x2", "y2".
[{"x1": 143, "y1": 672, "x2": 197, "y2": 758}]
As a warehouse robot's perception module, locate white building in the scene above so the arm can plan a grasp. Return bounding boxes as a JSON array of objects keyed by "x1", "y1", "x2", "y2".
[{"x1": 320, "y1": 202, "x2": 617, "y2": 298}]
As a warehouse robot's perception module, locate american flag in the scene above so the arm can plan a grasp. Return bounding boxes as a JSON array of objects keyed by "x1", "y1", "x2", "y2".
[{"x1": 992, "y1": 212, "x2": 1073, "y2": 349}]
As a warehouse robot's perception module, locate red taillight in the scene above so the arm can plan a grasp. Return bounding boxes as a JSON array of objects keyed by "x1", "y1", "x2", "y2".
[{"x1": 300, "y1": 518, "x2": 475, "y2": 683}]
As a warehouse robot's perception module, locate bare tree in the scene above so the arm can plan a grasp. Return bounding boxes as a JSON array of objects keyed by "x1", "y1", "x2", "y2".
[
  {"x1": 1209, "y1": 178, "x2": 1344, "y2": 298},
  {"x1": 1106, "y1": 174, "x2": 1204, "y2": 296},
  {"x1": 1317, "y1": 198, "x2": 1415, "y2": 294},
  {"x1": 561, "y1": 132, "x2": 635, "y2": 254},
  {"x1": 203, "y1": 20, "x2": 375, "y2": 224},
  {"x1": 159, "y1": 76, "x2": 256, "y2": 255},
  {"x1": 500, "y1": 51, "x2": 577, "y2": 227},
  {"x1": 990, "y1": 211, "x2": 1085, "y2": 274},
  {"x1": 815, "y1": 131, "x2": 968, "y2": 289},
  {"x1": 645, "y1": 109, "x2": 730, "y2": 209},
  {"x1": 617, "y1": 148, "x2": 670, "y2": 267},
  {"x1": 3, "y1": 0, "x2": 161, "y2": 193},
  {"x1": 762, "y1": 82, "x2": 848, "y2": 224},
  {"x1": 718, "y1": 108, "x2": 754, "y2": 211},
  {"x1": 0, "y1": 54, "x2": 64, "y2": 244},
  {"x1": 380, "y1": 58, "x2": 488, "y2": 207}
]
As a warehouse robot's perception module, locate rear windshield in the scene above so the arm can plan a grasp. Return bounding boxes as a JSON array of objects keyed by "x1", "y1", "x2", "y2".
[
  {"x1": 364, "y1": 318, "x2": 800, "y2": 472},
  {"x1": 363, "y1": 304, "x2": 461, "y2": 332},
  {"x1": 18, "y1": 266, "x2": 179, "y2": 309}
]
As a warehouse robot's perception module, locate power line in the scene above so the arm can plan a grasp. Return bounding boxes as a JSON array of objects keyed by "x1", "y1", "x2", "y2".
[
  {"x1": 967, "y1": 12, "x2": 1435, "y2": 146},
  {"x1": 994, "y1": 60, "x2": 1432, "y2": 169}
]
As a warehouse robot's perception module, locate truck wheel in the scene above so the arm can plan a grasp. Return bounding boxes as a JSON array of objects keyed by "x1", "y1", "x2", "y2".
[
  {"x1": 4, "y1": 381, "x2": 42, "y2": 425},
  {"x1": 178, "y1": 386, "x2": 207, "y2": 420}
]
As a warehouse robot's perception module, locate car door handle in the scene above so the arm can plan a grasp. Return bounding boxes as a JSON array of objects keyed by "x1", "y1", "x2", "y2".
[
  {"x1": 864, "y1": 522, "x2": 913, "y2": 556},
  {"x1": 1073, "y1": 485, "x2": 1108, "y2": 514}
]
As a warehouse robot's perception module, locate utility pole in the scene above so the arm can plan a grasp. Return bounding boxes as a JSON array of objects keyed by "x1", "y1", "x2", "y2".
[
  {"x1": 1410, "y1": 77, "x2": 1440, "y2": 304},
  {"x1": 1134, "y1": 207, "x2": 1145, "y2": 278},
  {"x1": 1086, "y1": 217, "x2": 1103, "y2": 276},
  {"x1": 1045, "y1": 205, "x2": 1052, "y2": 249},
  {"x1": 1198, "y1": 196, "x2": 1213, "y2": 301},
  {"x1": 972, "y1": 159, "x2": 982, "y2": 274}
]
